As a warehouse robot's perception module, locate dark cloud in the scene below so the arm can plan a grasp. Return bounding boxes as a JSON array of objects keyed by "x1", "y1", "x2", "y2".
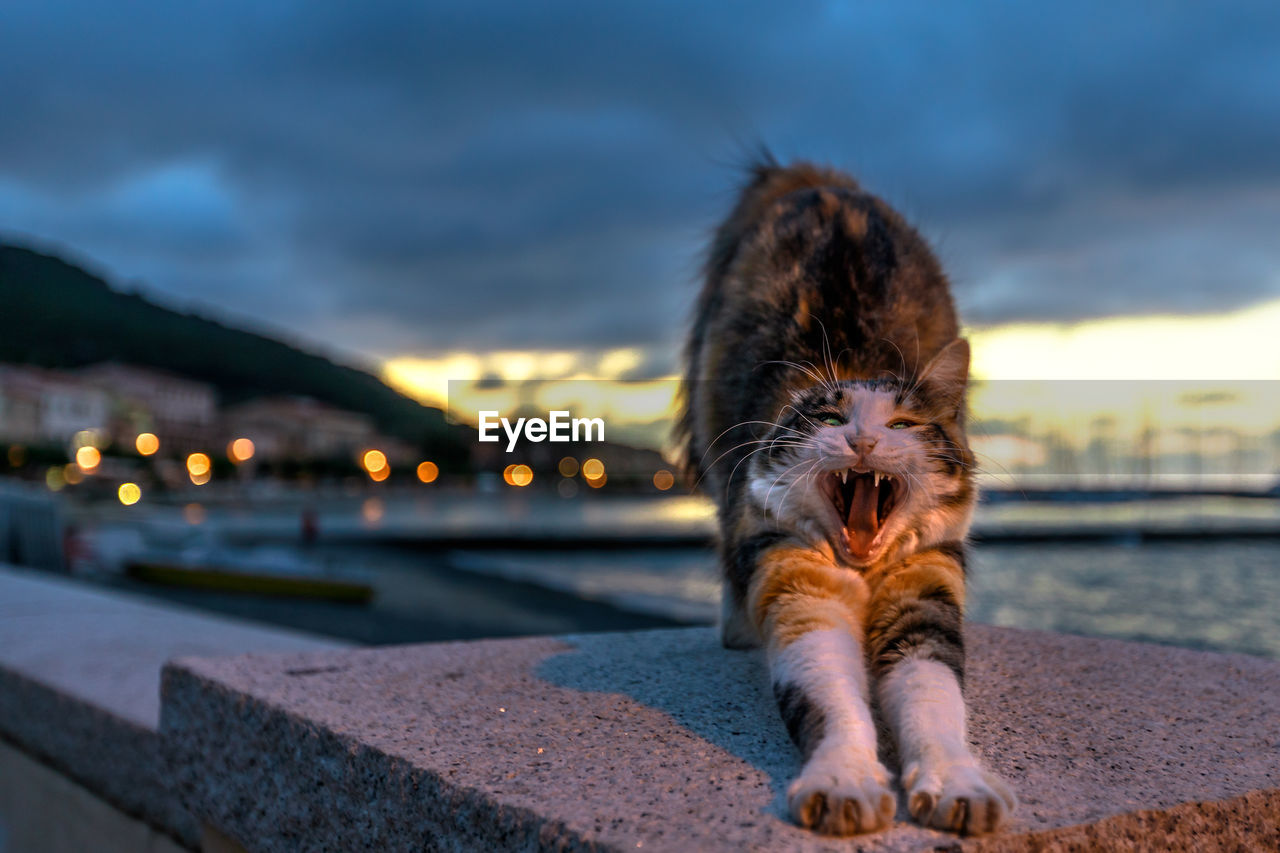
[{"x1": 1, "y1": 1, "x2": 1279, "y2": 367}]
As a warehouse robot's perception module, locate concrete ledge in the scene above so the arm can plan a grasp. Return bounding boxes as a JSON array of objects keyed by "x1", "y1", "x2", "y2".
[
  {"x1": 0, "y1": 737, "x2": 187, "y2": 853},
  {"x1": 0, "y1": 664, "x2": 180, "y2": 840},
  {"x1": 0, "y1": 565, "x2": 349, "y2": 847},
  {"x1": 161, "y1": 626, "x2": 1280, "y2": 852}
]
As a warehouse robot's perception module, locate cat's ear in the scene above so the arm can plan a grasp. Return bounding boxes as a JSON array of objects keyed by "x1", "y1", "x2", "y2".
[{"x1": 918, "y1": 338, "x2": 969, "y2": 416}]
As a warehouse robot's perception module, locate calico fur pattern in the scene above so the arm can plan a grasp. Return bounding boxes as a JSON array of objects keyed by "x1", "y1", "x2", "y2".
[{"x1": 674, "y1": 160, "x2": 1015, "y2": 836}]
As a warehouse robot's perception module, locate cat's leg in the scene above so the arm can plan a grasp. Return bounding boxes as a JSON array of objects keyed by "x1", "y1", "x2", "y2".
[
  {"x1": 867, "y1": 546, "x2": 1015, "y2": 835},
  {"x1": 748, "y1": 542, "x2": 896, "y2": 835},
  {"x1": 719, "y1": 584, "x2": 761, "y2": 648}
]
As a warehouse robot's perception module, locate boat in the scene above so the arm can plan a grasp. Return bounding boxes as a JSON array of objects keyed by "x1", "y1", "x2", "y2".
[{"x1": 124, "y1": 544, "x2": 374, "y2": 603}]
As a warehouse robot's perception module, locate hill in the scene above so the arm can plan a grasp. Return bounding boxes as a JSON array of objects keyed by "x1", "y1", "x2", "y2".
[{"x1": 0, "y1": 243, "x2": 467, "y2": 462}]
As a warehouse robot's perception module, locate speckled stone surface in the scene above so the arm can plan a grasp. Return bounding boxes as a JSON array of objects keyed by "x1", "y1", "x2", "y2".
[
  {"x1": 162, "y1": 625, "x2": 1280, "y2": 852},
  {"x1": 0, "y1": 564, "x2": 348, "y2": 846}
]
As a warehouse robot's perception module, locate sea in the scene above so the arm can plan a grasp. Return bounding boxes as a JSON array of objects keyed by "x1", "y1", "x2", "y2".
[
  {"x1": 86, "y1": 491, "x2": 1280, "y2": 660},
  {"x1": 435, "y1": 539, "x2": 1280, "y2": 660}
]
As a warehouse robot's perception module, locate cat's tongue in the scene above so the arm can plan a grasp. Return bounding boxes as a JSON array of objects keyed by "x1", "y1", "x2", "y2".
[
  {"x1": 846, "y1": 474, "x2": 879, "y2": 557},
  {"x1": 849, "y1": 471, "x2": 880, "y2": 558}
]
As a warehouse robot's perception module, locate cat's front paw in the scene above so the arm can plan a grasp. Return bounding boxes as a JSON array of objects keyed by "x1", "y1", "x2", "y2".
[
  {"x1": 787, "y1": 751, "x2": 896, "y2": 836},
  {"x1": 902, "y1": 760, "x2": 1015, "y2": 836}
]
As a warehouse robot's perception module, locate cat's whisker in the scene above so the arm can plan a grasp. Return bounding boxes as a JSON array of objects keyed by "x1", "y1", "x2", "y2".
[
  {"x1": 773, "y1": 457, "x2": 826, "y2": 519},
  {"x1": 695, "y1": 421, "x2": 811, "y2": 479},
  {"x1": 697, "y1": 440, "x2": 814, "y2": 494},
  {"x1": 764, "y1": 456, "x2": 825, "y2": 521},
  {"x1": 700, "y1": 419, "x2": 808, "y2": 460},
  {"x1": 778, "y1": 404, "x2": 825, "y2": 431},
  {"x1": 759, "y1": 359, "x2": 829, "y2": 388},
  {"x1": 717, "y1": 441, "x2": 817, "y2": 498}
]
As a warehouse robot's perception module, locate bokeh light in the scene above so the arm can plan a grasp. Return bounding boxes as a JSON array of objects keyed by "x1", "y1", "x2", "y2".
[
  {"x1": 117, "y1": 482, "x2": 142, "y2": 506},
  {"x1": 362, "y1": 449, "x2": 387, "y2": 473},
  {"x1": 557, "y1": 457, "x2": 579, "y2": 477},
  {"x1": 184, "y1": 503, "x2": 206, "y2": 525},
  {"x1": 189, "y1": 469, "x2": 211, "y2": 486},
  {"x1": 510, "y1": 464, "x2": 533, "y2": 487},
  {"x1": 417, "y1": 460, "x2": 439, "y2": 483},
  {"x1": 7, "y1": 445, "x2": 26, "y2": 467},
  {"x1": 75, "y1": 445, "x2": 101, "y2": 472},
  {"x1": 368, "y1": 465, "x2": 390, "y2": 482},
  {"x1": 586, "y1": 473, "x2": 607, "y2": 489},
  {"x1": 73, "y1": 429, "x2": 101, "y2": 449},
  {"x1": 135, "y1": 432, "x2": 160, "y2": 456},
  {"x1": 45, "y1": 466, "x2": 65, "y2": 491},
  {"x1": 557, "y1": 478, "x2": 578, "y2": 498},
  {"x1": 362, "y1": 497, "x2": 385, "y2": 524},
  {"x1": 228, "y1": 437, "x2": 255, "y2": 463},
  {"x1": 581, "y1": 458, "x2": 605, "y2": 481},
  {"x1": 186, "y1": 452, "x2": 212, "y2": 477},
  {"x1": 63, "y1": 464, "x2": 84, "y2": 485},
  {"x1": 652, "y1": 469, "x2": 675, "y2": 491}
]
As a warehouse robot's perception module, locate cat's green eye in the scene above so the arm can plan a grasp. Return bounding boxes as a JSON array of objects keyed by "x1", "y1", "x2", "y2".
[
  {"x1": 820, "y1": 415, "x2": 844, "y2": 427},
  {"x1": 888, "y1": 419, "x2": 916, "y2": 430}
]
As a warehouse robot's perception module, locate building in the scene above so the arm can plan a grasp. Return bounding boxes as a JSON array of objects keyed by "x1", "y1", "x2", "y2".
[
  {"x1": 0, "y1": 364, "x2": 110, "y2": 445},
  {"x1": 221, "y1": 397, "x2": 379, "y2": 463},
  {"x1": 77, "y1": 362, "x2": 218, "y2": 454}
]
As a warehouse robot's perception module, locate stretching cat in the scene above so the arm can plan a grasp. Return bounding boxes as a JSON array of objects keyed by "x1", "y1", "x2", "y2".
[{"x1": 675, "y1": 160, "x2": 1015, "y2": 836}]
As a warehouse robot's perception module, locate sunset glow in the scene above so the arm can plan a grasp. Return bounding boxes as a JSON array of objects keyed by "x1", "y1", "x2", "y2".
[
  {"x1": 968, "y1": 298, "x2": 1280, "y2": 381},
  {"x1": 377, "y1": 298, "x2": 1280, "y2": 461},
  {"x1": 382, "y1": 346, "x2": 657, "y2": 408}
]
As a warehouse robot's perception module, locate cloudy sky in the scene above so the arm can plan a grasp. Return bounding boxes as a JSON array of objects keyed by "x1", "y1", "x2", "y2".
[{"x1": 2, "y1": 1, "x2": 1279, "y2": 398}]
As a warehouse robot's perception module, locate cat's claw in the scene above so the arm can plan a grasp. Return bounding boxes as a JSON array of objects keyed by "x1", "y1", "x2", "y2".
[
  {"x1": 902, "y1": 760, "x2": 1015, "y2": 836},
  {"x1": 787, "y1": 754, "x2": 897, "y2": 836}
]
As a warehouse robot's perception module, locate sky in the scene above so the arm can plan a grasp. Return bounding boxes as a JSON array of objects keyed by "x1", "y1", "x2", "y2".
[{"x1": 2, "y1": 1, "x2": 1280, "y2": 402}]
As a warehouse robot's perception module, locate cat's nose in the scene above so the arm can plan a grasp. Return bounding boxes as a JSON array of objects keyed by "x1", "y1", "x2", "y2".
[{"x1": 846, "y1": 434, "x2": 877, "y2": 456}]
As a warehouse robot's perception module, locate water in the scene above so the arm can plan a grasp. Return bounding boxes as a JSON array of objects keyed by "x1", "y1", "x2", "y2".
[
  {"x1": 967, "y1": 541, "x2": 1280, "y2": 659},
  {"x1": 448, "y1": 540, "x2": 1280, "y2": 660},
  {"x1": 82, "y1": 492, "x2": 1280, "y2": 657}
]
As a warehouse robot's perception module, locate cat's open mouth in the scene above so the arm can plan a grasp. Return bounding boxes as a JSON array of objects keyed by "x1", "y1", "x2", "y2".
[{"x1": 828, "y1": 469, "x2": 898, "y2": 560}]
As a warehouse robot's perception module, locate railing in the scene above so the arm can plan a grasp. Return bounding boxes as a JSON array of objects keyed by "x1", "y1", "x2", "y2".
[{"x1": 0, "y1": 481, "x2": 64, "y2": 570}]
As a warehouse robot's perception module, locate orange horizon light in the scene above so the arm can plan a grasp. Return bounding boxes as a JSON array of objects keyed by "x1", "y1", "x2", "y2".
[
  {"x1": 229, "y1": 437, "x2": 256, "y2": 463},
  {"x1": 186, "y1": 452, "x2": 212, "y2": 477},
  {"x1": 362, "y1": 449, "x2": 388, "y2": 473},
  {"x1": 581, "y1": 458, "x2": 605, "y2": 481},
  {"x1": 75, "y1": 445, "x2": 101, "y2": 472},
  {"x1": 117, "y1": 482, "x2": 142, "y2": 506},
  {"x1": 135, "y1": 432, "x2": 160, "y2": 456}
]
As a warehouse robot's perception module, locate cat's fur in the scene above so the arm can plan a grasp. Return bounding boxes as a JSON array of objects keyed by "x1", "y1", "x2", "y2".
[{"x1": 674, "y1": 160, "x2": 1015, "y2": 836}]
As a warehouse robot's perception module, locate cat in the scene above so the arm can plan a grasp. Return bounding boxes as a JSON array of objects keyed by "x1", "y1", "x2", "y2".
[{"x1": 674, "y1": 159, "x2": 1015, "y2": 836}]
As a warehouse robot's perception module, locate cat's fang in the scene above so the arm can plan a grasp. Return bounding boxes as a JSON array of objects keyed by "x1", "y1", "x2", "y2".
[{"x1": 874, "y1": 471, "x2": 882, "y2": 487}]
